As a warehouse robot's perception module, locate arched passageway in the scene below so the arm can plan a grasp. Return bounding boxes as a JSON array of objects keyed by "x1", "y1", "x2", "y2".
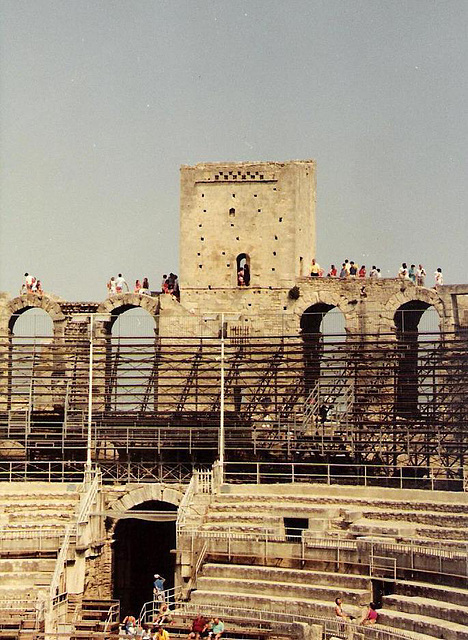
[
  {"x1": 300, "y1": 303, "x2": 346, "y2": 395},
  {"x1": 106, "y1": 307, "x2": 157, "y2": 412},
  {"x1": 112, "y1": 500, "x2": 177, "y2": 617},
  {"x1": 394, "y1": 302, "x2": 440, "y2": 417},
  {"x1": 7, "y1": 308, "x2": 54, "y2": 411}
]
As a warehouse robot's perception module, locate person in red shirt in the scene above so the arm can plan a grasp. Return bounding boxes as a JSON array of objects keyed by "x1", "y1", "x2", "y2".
[
  {"x1": 189, "y1": 614, "x2": 208, "y2": 640},
  {"x1": 327, "y1": 265, "x2": 337, "y2": 277},
  {"x1": 360, "y1": 603, "x2": 378, "y2": 625},
  {"x1": 358, "y1": 265, "x2": 366, "y2": 278}
]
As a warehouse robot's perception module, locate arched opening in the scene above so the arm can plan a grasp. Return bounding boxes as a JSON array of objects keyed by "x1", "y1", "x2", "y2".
[
  {"x1": 112, "y1": 500, "x2": 177, "y2": 618},
  {"x1": 300, "y1": 303, "x2": 346, "y2": 395},
  {"x1": 236, "y1": 253, "x2": 250, "y2": 286},
  {"x1": 106, "y1": 307, "x2": 157, "y2": 413},
  {"x1": 8, "y1": 308, "x2": 54, "y2": 412},
  {"x1": 394, "y1": 302, "x2": 440, "y2": 417}
]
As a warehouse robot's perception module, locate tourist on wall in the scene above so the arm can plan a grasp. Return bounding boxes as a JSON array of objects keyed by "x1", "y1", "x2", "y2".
[
  {"x1": 310, "y1": 259, "x2": 320, "y2": 277},
  {"x1": 327, "y1": 264, "x2": 337, "y2": 277},
  {"x1": 115, "y1": 273, "x2": 129, "y2": 293},
  {"x1": 398, "y1": 263, "x2": 409, "y2": 279},
  {"x1": 134, "y1": 280, "x2": 142, "y2": 293},
  {"x1": 369, "y1": 266, "x2": 378, "y2": 278},
  {"x1": 107, "y1": 277, "x2": 117, "y2": 295},
  {"x1": 140, "y1": 277, "x2": 150, "y2": 294},
  {"x1": 339, "y1": 263, "x2": 348, "y2": 279},
  {"x1": 349, "y1": 261, "x2": 358, "y2": 276},
  {"x1": 409, "y1": 264, "x2": 417, "y2": 283},
  {"x1": 434, "y1": 268, "x2": 444, "y2": 286},
  {"x1": 358, "y1": 265, "x2": 366, "y2": 278},
  {"x1": 416, "y1": 264, "x2": 426, "y2": 286}
]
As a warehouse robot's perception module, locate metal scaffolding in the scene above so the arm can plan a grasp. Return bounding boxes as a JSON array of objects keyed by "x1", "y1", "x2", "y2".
[{"x1": 0, "y1": 325, "x2": 466, "y2": 484}]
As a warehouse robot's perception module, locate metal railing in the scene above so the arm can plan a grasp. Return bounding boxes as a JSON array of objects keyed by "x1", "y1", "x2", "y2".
[
  {"x1": 0, "y1": 526, "x2": 65, "y2": 553},
  {"x1": 138, "y1": 600, "x2": 425, "y2": 640},
  {"x1": 49, "y1": 524, "x2": 75, "y2": 603},
  {"x1": 178, "y1": 526, "x2": 468, "y2": 584},
  {"x1": 222, "y1": 461, "x2": 466, "y2": 490}
]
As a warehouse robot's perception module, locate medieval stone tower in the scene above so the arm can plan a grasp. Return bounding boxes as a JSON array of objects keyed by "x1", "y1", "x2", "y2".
[{"x1": 179, "y1": 160, "x2": 316, "y2": 291}]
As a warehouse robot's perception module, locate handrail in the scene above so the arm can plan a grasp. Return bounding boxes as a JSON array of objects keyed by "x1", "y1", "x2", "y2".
[
  {"x1": 222, "y1": 460, "x2": 466, "y2": 490},
  {"x1": 176, "y1": 472, "x2": 198, "y2": 534},
  {"x1": 179, "y1": 526, "x2": 468, "y2": 583},
  {"x1": 77, "y1": 468, "x2": 101, "y2": 524},
  {"x1": 138, "y1": 600, "x2": 423, "y2": 640},
  {"x1": 139, "y1": 586, "x2": 185, "y2": 623},
  {"x1": 103, "y1": 601, "x2": 120, "y2": 632},
  {"x1": 49, "y1": 524, "x2": 74, "y2": 603}
]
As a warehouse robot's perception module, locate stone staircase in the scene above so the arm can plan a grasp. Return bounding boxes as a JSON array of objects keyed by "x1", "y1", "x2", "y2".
[
  {"x1": 377, "y1": 580, "x2": 468, "y2": 640},
  {"x1": 187, "y1": 482, "x2": 468, "y2": 640},
  {"x1": 191, "y1": 562, "x2": 370, "y2": 618},
  {"x1": 0, "y1": 482, "x2": 81, "y2": 630},
  {"x1": 208, "y1": 483, "x2": 468, "y2": 546}
]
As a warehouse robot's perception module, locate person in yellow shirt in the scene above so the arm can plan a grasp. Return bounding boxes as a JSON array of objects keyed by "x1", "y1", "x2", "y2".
[
  {"x1": 310, "y1": 259, "x2": 321, "y2": 277},
  {"x1": 154, "y1": 625, "x2": 170, "y2": 640}
]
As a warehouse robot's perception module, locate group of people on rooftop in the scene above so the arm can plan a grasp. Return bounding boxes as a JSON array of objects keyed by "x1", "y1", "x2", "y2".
[
  {"x1": 311, "y1": 259, "x2": 443, "y2": 286},
  {"x1": 105, "y1": 273, "x2": 180, "y2": 299},
  {"x1": 20, "y1": 273, "x2": 43, "y2": 295}
]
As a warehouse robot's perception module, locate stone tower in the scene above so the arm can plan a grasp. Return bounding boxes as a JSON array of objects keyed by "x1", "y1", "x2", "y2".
[{"x1": 179, "y1": 160, "x2": 316, "y2": 290}]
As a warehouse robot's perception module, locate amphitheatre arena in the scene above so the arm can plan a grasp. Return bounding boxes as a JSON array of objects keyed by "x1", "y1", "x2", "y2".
[{"x1": 0, "y1": 161, "x2": 467, "y2": 640}]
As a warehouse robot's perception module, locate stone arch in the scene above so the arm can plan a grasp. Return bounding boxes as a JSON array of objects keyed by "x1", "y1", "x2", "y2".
[
  {"x1": 295, "y1": 290, "x2": 358, "y2": 334},
  {"x1": 382, "y1": 288, "x2": 446, "y2": 334},
  {"x1": 108, "y1": 484, "x2": 184, "y2": 515},
  {"x1": 97, "y1": 293, "x2": 159, "y2": 324},
  {"x1": 6, "y1": 294, "x2": 66, "y2": 336}
]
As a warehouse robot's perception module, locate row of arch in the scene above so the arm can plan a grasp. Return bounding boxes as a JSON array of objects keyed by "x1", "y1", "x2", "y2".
[{"x1": 4, "y1": 289, "x2": 446, "y2": 337}]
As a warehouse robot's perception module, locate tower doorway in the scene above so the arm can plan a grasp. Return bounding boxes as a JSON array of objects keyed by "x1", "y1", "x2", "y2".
[{"x1": 112, "y1": 500, "x2": 177, "y2": 617}]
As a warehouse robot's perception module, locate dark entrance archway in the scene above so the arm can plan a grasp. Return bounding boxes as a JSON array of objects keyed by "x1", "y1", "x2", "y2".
[
  {"x1": 394, "y1": 301, "x2": 439, "y2": 417},
  {"x1": 300, "y1": 303, "x2": 336, "y2": 395},
  {"x1": 112, "y1": 500, "x2": 177, "y2": 617}
]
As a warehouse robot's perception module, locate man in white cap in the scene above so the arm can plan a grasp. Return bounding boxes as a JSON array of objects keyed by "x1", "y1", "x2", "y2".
[{"x1": 153, "y1": 574, "x2": 165, "y2": 602}]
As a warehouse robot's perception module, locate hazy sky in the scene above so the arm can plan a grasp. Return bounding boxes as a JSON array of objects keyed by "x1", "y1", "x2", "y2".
[{"x1": 1, "y1": 0, "x2": 467, "y2": 301}]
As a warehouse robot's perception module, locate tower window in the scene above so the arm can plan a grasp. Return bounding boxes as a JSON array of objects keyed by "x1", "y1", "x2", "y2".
[
  {"x1": 236, "y1": 253, "x2": 251, "y2": 287},
  {"x1": 229, "y1": 208, "x2": 235, "y2": 217}
]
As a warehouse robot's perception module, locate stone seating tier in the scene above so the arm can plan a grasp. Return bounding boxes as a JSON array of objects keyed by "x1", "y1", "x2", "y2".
[
  {"x1": 201, "y1": 563, "x2": 371, "y2": 590},
  {"x1": 377, "y1": 607, "x2": 468, "y2": 640}
]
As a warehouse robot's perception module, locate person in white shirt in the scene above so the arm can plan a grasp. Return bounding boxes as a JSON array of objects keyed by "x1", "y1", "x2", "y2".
[
  {"x1": 398, "y1": 263, "x2": 409, "y2": 279},
  {"x1": 416, "y1": 264, "x2": 426, "y2": 286},
  {"x1": 115, "y1": 273, "x2": 129, "y2": 293},
  {"x1": 434, "y1": 268, "x2": 443, "y2": 286},
  {"x1": 369, "y1": 266, "x2": 378, "y2": 278}
]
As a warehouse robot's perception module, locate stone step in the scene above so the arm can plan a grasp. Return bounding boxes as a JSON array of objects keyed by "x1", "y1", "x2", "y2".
[
  {"x1": 201, "y1": 563, "x2": 371, "y2": 590},
  {"x1": 0, "y1": 559, "x2": 56, "y2": 572},
  {"x1": 190, "y1": 588, "x2": 362, "y2": 619},
  {"x1": 218, "y1": 484, "x2": 468, "y2": 509},
  {"x1": 1, "y1": 500, "x2": 78, "y2": 510},
  {"x1": 204, "y1": 514, "x2": 280, "y2": 525},
  {"x1": 210, "y1": 500, "x2": 468, "y2": 525},
  {"x1": 7, "y1": 511, "x2": 77, "y2": 523},
  {"x1": 196, "y1": 576, "x2": 368, "y2": 606},
  {"x1": 378, "y1": 607, "x2": 468, "y2": 640},
  {"x1": 0, "y1": 571, "x2": 53, "y2": 587},
  {"x1": 383, "y1": 594, "x2": 468, "y2": 627},
  {"x1": 394, "y1": 580, "x2": 468, "y2": 608},
  {"x1": 349, "y1": 519, "x2": 465, "y2": 541}
]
